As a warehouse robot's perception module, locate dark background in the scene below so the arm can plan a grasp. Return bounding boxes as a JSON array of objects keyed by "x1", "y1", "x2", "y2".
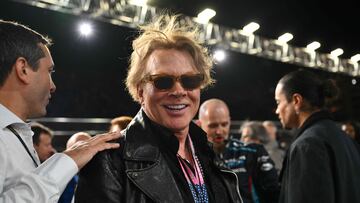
[{"x1": 1, "y1": 0, "x2": 359, "y2": 122}]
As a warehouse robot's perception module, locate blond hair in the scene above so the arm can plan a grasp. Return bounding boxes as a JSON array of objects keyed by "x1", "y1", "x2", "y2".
[{"x1": 126, "y1": 14, "x2": 214, "y2": 102}]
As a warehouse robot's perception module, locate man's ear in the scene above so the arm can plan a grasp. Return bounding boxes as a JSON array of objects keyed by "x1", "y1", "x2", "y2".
[
  {"x1": 137, "y1": 85, "x2": 144, "y2": 105},
  {"x1": 292, "y1": 93, "x2": 303, "y2": 113},
  {"x1": 14, "y1": 57, "x2": 31, "y2": 84}
]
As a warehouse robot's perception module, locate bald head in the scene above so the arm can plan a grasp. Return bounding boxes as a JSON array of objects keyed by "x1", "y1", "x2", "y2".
[
  {"x1": 199, "y1": 99, "x2": 230, "y2": 120},
  {"x1": 199, "y1": 99, "x2": 231, "y2": 152},
  {"x1": 66, "y1": 132, "x2": 91, "y2": 149}
]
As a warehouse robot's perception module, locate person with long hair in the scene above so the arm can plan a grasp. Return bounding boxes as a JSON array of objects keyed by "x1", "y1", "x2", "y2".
[{"x1": 275, "y1": 70, "x2": 360, "y2": 202}]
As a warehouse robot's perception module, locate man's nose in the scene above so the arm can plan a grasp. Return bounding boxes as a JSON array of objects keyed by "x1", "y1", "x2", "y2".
[
  {"x1": 50, "y1": 77, "x2": 56, "y2": 93},
  {"x1": 169, "y1": 81, "x2": 186, "y2": 97}
]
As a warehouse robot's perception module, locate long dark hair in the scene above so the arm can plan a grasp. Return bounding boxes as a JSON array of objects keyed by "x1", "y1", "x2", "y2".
[{"x1": 278, "y1": 69, "x2": 339, "y2": 109}]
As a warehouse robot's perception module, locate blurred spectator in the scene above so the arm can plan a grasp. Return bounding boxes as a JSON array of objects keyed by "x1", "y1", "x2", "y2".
[
  {"x1": 262, "y1": 121, "x2": 285, "y2": 173},
  {"x1": 109, "y1": 116, "x2": 133, "y2": 132},
  {"x1": 59, "y1": 132, "x2": 92, "y2": 203},
  {"x1": 31, "y1": 122, "x2": 56, "y2": 163},
  {"x1": 240, "y1": 121, "x2": 269, "y2": 144},
  {"x1": 199, "y1": 99, "x2": 279, "y2": 203},
  {"x1": 262, "y1": 121, "x2": 277, "y2": 141},
  {"x1": 341, "y1": 121, "x2": 360, "y2": 144},
  {"x1": 276, "y1": 129, "x2": 295, "y2": 150},
  {"x1": 66, "y1": 132, "x2": 92, "y2": 149}
]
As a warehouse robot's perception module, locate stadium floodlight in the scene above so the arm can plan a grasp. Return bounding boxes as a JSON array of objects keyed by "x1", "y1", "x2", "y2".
[
  {"x1": 277, "y1": 33, "x2": 293, "y2": 44},
  {"x1": 213, "y1": 50, "x2": 226, "y2": 62},
  {"x1": 350, "y1": 54, "x2": 360, "y2": 63},
  {"x1": 330, "y1": 48, "x2": 344, "y2": 58},
  {"x1": 78, "y1": 22, "x2": 92, "y2": 37},
  {"x1": 196, "y1": 8, "x2": 216, "y2": 24},
  {"x1": 128, "y1": 0, "x2": 147, "y2": 6},
  {"x1": 306, "y1": 41, "x2": 321, "y2": 51},
  {"x1": 242, "y1": 22, "x2": 260, "y2": 35}
]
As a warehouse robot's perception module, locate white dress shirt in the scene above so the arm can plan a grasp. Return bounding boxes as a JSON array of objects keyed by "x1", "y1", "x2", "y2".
[{"x1": 0, "y1": 104, "x2": 78, "y2": 203}]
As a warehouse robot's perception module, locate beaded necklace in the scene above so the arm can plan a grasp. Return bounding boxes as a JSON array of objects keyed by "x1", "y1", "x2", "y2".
[{"x1": 177, "y1": 134, "x2": 209, "y2": 203}]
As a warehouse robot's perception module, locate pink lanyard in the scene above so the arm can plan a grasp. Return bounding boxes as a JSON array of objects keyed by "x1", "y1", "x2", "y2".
[
  {"x1": 177, "y1": 134, "x2": 208, "y2": 203},
  {"x1": 177, "y1": 135, "x2": 204, "y2": 184}
]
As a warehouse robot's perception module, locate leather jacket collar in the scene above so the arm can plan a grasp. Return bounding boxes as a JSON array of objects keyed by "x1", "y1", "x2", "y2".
[
  {"x1": 119, "y1": 109, "x2": 218, "y2": 202},
  {"x1": 122, "y1": 109, "x2": 214, "y2": 162}
]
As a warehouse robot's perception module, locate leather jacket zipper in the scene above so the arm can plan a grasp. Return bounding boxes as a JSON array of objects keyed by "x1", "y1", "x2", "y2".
[{"x1": 220, "y1": 169, "x2": 244, "y2": 203}]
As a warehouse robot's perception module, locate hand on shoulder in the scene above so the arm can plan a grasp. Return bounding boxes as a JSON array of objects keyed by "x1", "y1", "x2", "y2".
[{"x1": 64, "y1": 131, "x2": 121, "y2": 169}]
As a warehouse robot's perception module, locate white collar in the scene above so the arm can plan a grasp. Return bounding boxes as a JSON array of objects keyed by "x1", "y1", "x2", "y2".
[{"x1": 0, "y1": 103, "x2": 26, "y2": 130}]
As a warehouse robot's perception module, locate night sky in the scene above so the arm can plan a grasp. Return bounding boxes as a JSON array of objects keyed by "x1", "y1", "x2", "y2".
[{"x1": 1, "y1": 0, "x2": 359, "y2": 122}]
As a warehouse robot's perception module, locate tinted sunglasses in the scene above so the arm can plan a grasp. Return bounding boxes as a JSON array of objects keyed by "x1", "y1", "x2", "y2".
[{"x1": 144, "y1": 73, "x2": 205, "y2": 90}]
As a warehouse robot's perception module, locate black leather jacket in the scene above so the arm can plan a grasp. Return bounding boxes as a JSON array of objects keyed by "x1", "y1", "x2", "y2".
[{"x1": 75, "y1": 110, "x2": 242, "y2": 203}]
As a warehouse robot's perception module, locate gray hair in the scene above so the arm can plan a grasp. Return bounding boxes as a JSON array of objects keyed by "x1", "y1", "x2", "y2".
[{"x1": 240, "y1": 121, "x2": 269, "y2": 144}]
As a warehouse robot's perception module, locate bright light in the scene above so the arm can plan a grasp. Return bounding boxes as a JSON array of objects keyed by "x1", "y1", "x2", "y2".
[
  {"x1": 306, "y1": 41, "x2": 321, "y2": 51},
  {"x1": 352, "y1": 79, "x2": 357, "y2": 85},
  {"x1": 197, "y1": 8, "x2": 216, "y2": 24},
  {"x1": 128, "y1": 0, "x2": 147, "y2": 6},
  {"x1": 330, "y1": 48, "x2": 344, "y2": 57},
  {"x1": 350, "y1": 54, "x2": 360, "y2": 63},
  {"x1": 277, "y1": 33, "x2": 293, "y2": 44},
  {"x1": 213, "y1": 50, "x2": 226, "y2": 62},
  {"x1": 78, "y1": 22, "x2": 92, "y2": 37},
  {"x1": 242, "y1": 22, "x2": 260, "y2": 35}
]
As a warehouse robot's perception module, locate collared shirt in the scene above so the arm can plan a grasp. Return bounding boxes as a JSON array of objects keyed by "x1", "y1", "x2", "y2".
[{"x1": 0, "y1": 103, "x2": 78, "y2": 203}]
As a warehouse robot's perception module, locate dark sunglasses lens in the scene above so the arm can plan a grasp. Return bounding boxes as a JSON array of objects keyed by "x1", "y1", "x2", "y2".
[
  {"x1": 181, "y1": 75, "x2": 204, "y2": 89},
  {"x1": 153, "y1": 76, "x2": 174, "y2": 90}
]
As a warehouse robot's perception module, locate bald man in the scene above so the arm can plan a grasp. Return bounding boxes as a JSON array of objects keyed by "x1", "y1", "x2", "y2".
[
  {"x1": 199, "y1": 99, "x2": 231, "y2": 154},
  {"x1": 59, "y1": 132, "x2": 92, "y2": 203},
  {"x1": 199, "y1": 98, "x2": 279, "y2": 203},
  {"x1": 66, "y1": 132, "x2": 92, "y2": 149}
]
